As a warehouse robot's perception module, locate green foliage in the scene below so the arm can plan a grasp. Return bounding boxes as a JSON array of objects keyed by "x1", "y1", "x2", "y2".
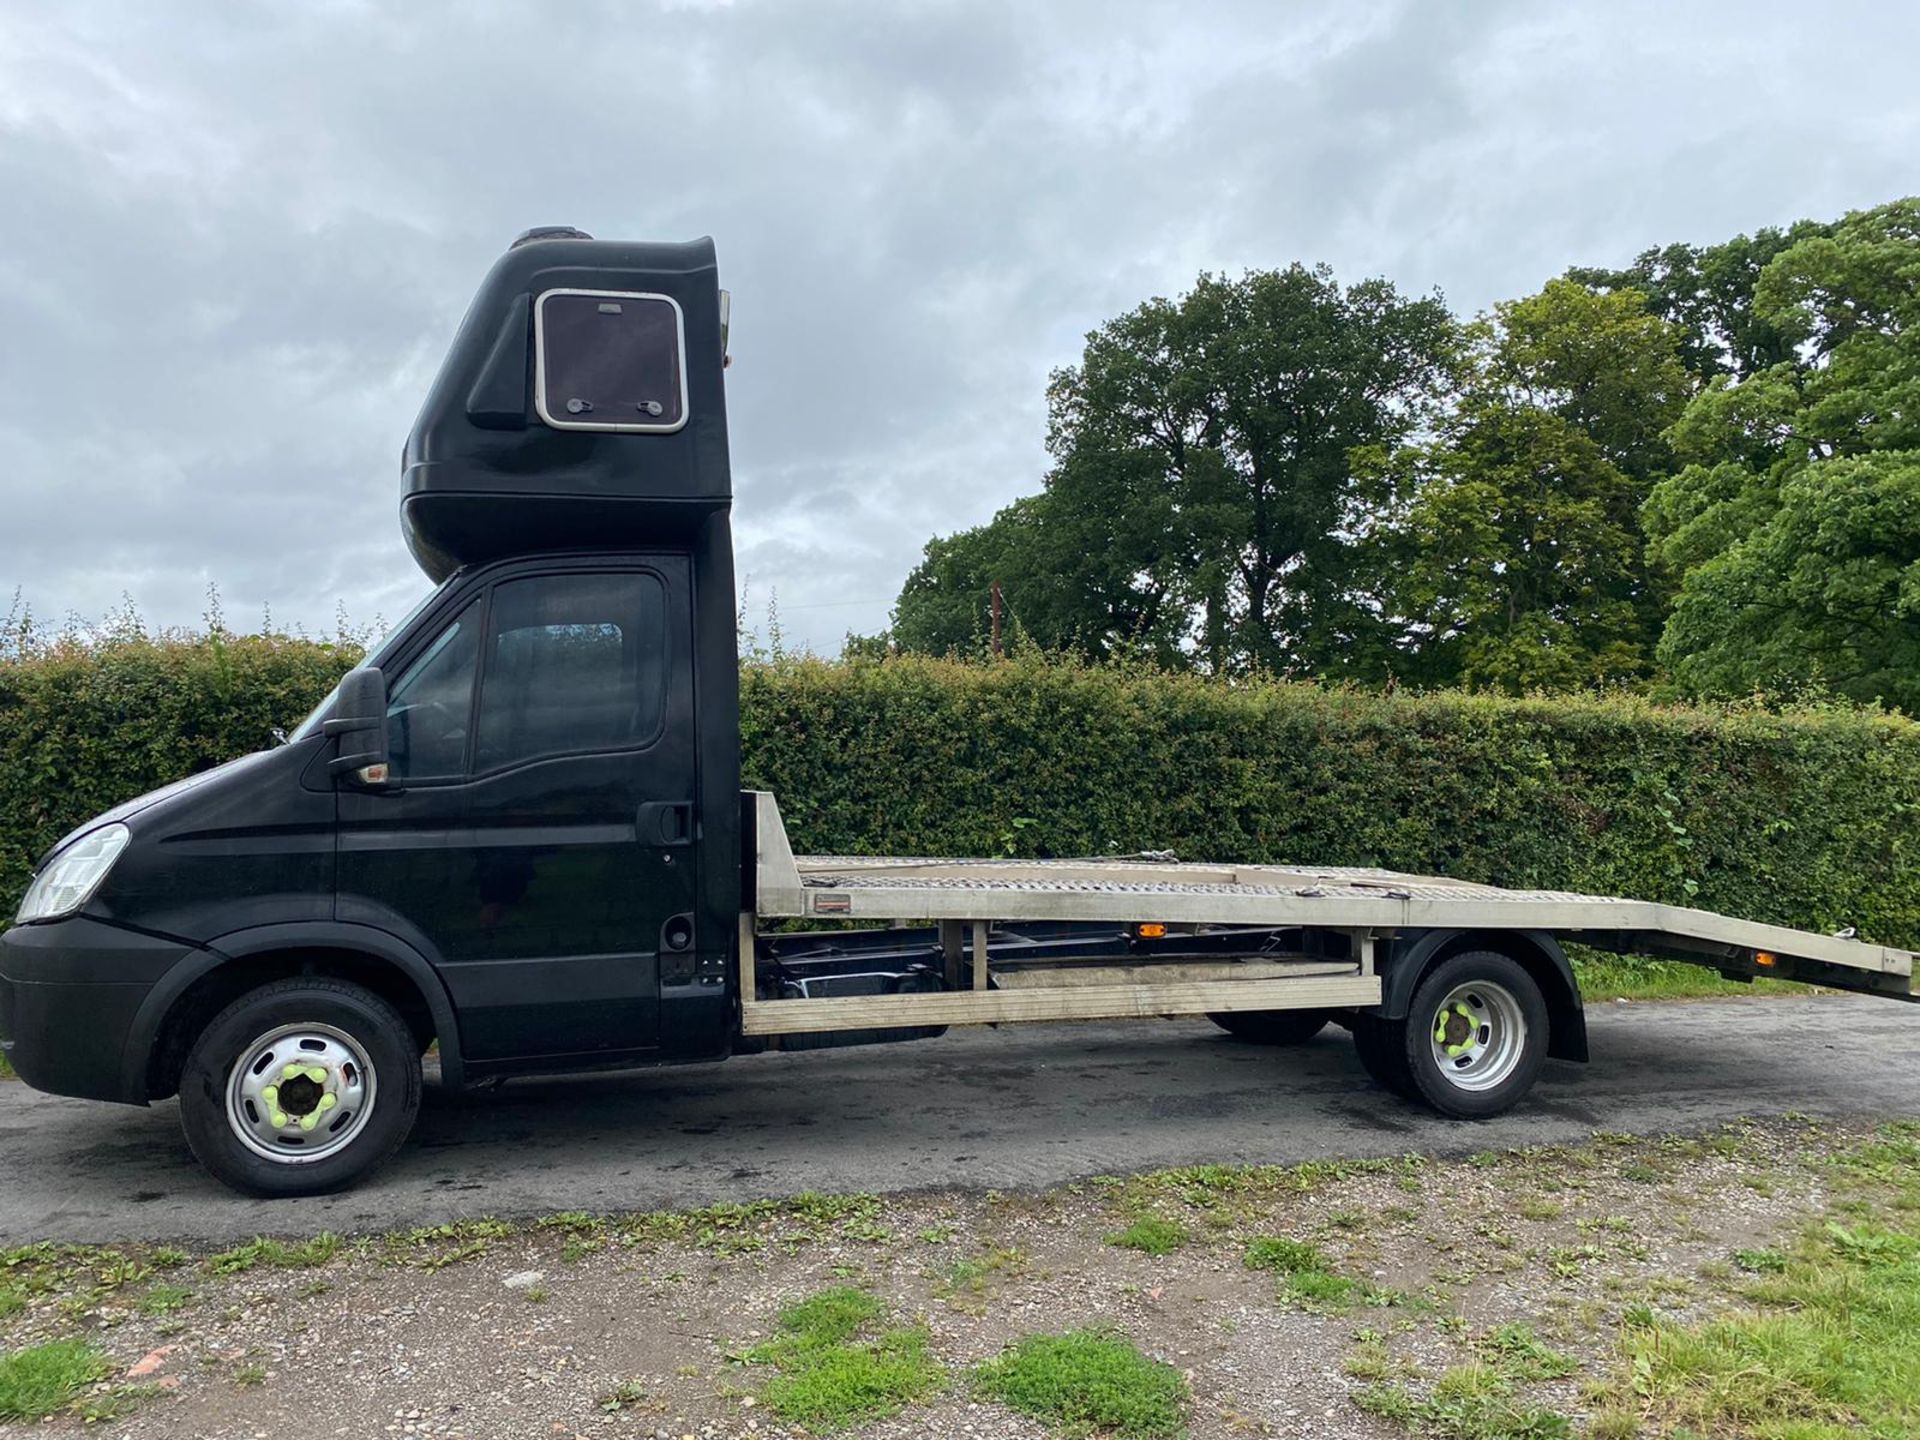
[
  {"x1": 890, "y1": 264, "x2": 1457, "y2": 674},
  {"x1": 1622, "y1": 1125, "x2": 1920, "y2": 1436},
  {"x1": 1569, "y1": 219, "x2": 1827, "y2": 382},
  {"x1": 1354, "y1": 1362, "x2": 1570, "y2": 1440},
  {"x1": 0, "y1": 1338, "x2": 109, "y2": 1421},
  {"x1": 1646, "y1": 198, "x2": 1920, "y2": 710},
  {"x1": 0, "y1": 630, "x2": 356, "y2": 914},
  {"x1": 887, "y1": 197, "x2": 1919, "y2": 713},
  {"x1": 1376, "y1": 280, "x2": 1689, "y2": 691},
  {"x1": 745, "y1": 654, "x2": 1920, "y2": 951},
  {"x1": 206, "y1": 1233, "x2": 342, "y2": 1274},
  {"x1": 1105, "y1": 1215, "x2": 1187, "y2": 1255},
  {"x1": 7, "y1": 632, "x2": 1920, "y2": 963},
  {"x1": 743, "y1": 1286, "x2": 944, "y2": 1430},
  {"x1": 972, "y1": 1329, "x2": 1189, "y2": 1439}
]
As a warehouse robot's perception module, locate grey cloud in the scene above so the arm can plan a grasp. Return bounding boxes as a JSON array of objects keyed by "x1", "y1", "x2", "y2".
[{"x1": 2, "y1": 0, "x2": 1915, "y2": 653}]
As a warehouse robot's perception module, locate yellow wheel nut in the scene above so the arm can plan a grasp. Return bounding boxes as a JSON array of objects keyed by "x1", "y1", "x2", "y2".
[
  {"x1": 282, "y1": 1063, "x2": 303, "y2": 1080},
  {"x1": 262, "y1": 1084, "x2": 280, "y2": 1107},
  {"x1": 304, "y1": 1066, "x2": 327, "y2": 1084},
  {"x1": 299, "y1": 1111, "x2": 321, "y2": 1131},
  {"x1": 270, "y1": 1109, "x2": 288, "y2": 1127},
  {"x1": 317, "y1": 1094, "x2": 339, "y2": 1112}
]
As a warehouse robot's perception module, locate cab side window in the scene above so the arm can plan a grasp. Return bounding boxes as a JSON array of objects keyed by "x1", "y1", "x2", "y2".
[
  {"x1": 386, "y1": 599, "x2": 481, "y2": 782},
  {"x1": 473, "y1": 572, "x2": 667, "y2": 772}
]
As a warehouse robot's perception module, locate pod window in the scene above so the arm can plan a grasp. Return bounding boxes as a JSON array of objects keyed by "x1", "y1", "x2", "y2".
[{"x1": 534, "y1": 289, "x2": 687, "y2": 433}]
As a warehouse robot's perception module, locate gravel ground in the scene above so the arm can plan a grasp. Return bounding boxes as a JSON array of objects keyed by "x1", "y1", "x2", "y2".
[{"x1": 0, "y1": 1114, "x2": 1874, "y2": 1439}]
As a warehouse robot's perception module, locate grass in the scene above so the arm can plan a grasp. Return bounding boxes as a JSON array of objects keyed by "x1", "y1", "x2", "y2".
[
  {"x1": 0, "y1": 1052, "x2": 13, "y2": 1080},
  {"x1": 0, "y1": 1339, "x2": 109, "y2": 1421},
  {"x1": 1243, "y1": 1234, "x2": 1382, "y2": 1309},
  {"x1": 1571, "y1": 954, "x2": 1809, "y2": 1002},
  {"x1": 973, "y1": 1329, "x2": 1188, "y2": 1440},
  {"x1": 136, "y1": 1282, "x2": 194, "y2": 1316},
  {"x1": 1105, "y1": 1215, "x2": 1188, "y2": 1255},
  {"x1": 743, "y1": 1287, "x2": 944, "y2": 1429},
  {"x1": 1603, "y1": 1121, "x2": 1920, "y2": 1437},
  {"x1": 207, "y1": 1232, "x2": 341, "y2": 1274},
  {"x1": 1355, "y1": 1362, "x2": 1569, "y2": 1440}
]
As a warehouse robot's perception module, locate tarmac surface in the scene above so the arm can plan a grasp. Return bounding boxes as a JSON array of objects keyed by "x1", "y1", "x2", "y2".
[{"x1": 1, "y1": 992, "x2": 1916, "y2": 1243}]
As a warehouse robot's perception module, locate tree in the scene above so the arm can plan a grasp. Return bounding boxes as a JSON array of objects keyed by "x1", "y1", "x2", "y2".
[
  {"x1": 1568, "y1": 219, "x2": 1828, "y2": 382},
  {"x1": 891, "y1": 266, "x2": 1457, "y2": 674},
  {"x1": 1646, "y1": 197, "x2": 1920, "y2": 708},
  {"x1": 1377, "y1": 281, "x2": 1690, "y2": 690}
]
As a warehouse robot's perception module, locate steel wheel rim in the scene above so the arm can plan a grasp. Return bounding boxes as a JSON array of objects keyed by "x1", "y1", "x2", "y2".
[
  {"x1": 1427, "y1": 980, "x2": 1526, "y2": 1092},
  {"x1": 225, "y1": 1023, "x2": 377, "y2": 1164}
]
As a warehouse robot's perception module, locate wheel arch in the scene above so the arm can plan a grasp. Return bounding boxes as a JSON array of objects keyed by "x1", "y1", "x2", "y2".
[
  {"x1": 124, "y1": 922, "x2": 465, "y2": 1102},
  {"x1": 1376, "y1": 928, "x2": 1587, "y2": 1063}
]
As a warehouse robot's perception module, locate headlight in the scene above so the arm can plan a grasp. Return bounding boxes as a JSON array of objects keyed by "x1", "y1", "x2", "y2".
[{"x1": 16, "y1": 824, "x2": 131, "y2": 924}]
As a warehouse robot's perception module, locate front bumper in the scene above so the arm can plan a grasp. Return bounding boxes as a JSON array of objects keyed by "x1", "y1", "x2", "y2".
[{"x1": 0, "y1": 916, "x2": 197, "y2": 1105}]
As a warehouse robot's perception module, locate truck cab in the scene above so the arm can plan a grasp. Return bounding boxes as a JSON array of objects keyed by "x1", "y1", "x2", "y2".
[{"x1": 0, "y1": 231, "x2": 745, "y2": 1194}]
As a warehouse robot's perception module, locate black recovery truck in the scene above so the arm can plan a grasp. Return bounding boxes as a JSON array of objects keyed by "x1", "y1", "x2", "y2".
[{"x1": 2, "y1": 231, "x2": 1914, "y2": 1196}]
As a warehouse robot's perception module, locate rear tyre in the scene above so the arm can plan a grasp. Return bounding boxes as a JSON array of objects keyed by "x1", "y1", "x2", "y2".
[
  {"x1": 1398, "y1": 951, "x2": 1548, "y2": 1119},
  {"x1": 178, "y1": 978, "x2": 422, "y2": 1197},
  {"x1": 1207, "y1": 1009, "x2": 1331, "y2": 1045},
  {"x1": 1350, "y1": 1013, "x2": 1417, "y2": 1099}
]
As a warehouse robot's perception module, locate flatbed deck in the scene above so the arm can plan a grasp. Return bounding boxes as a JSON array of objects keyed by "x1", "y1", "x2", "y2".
[{"x1": 741, "y1": 793, "x2": 1916, "y2": 1038}]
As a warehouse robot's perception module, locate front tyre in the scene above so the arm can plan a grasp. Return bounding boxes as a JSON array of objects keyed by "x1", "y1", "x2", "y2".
[
  {"x1": 178, "y1": 978, "x2": 422, "y2": 1197},
  {"x1": 1398, "y1": 951, "x2": 1548, "y2": 1119}
]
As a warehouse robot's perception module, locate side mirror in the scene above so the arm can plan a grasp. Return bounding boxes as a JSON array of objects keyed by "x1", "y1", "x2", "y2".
[{"x1": 324, "y1": 667, "x2": 395, "y2": 789}]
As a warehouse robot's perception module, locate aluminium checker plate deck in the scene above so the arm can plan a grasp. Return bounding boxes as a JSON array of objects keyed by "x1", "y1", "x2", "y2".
[{"x1": 738, "y1": 792, "x2": 1916, "y2": 1037}]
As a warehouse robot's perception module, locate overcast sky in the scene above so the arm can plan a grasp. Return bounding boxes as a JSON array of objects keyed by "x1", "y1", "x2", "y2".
[{"x1": 3, "y1": 1, "x2": 1915, "y2": 655}]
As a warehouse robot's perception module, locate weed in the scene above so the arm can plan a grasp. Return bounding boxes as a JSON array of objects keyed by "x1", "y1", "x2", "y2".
[
  {"x1": 136, "y1": 1283, "x2": 193, "y2": 1317},
  {"x1": 973, "y1": 1329, "x2": 1187, "y2": 1440},
  {"x1": 937, "y1": 1248, "x2": 1026, "y2": 1311},
  {"x1": 0, "y1": 1289, "x2": 23, "y2": 1321},
  {"x1": 1354, "y1": 1364, "x2": 1569, "y2": 1440},
  {"x1": 1618, "y1": 1126, "x2": 1920, "y2": 1437},
  {"x1": 207, "y1": 1233, "x2": 341, "y2": 1274},
  {"x1": 0, "y1": 1339, "x2": 110, "y2": 1421},
  {"x1": 743, "y1": 1287, "x2": 943, "y2": 1429},
  {"x1": 74, "y1": 1383, "x2": 161, "y2": 1423},
  {"x1": 1477, "y1": 1324, "x2": 1575, "y2": 1381},
  {"x1": 525, "y1": 1287, "x2": 549, "y2": 1304},
  {"x1": 600, "y1": 1380, "x2": 647, "y2": 1411},
  {"x1": 1243, "y1": 1235, "x2": 1380, "y2": 1309},
  {"x1": 378, "y1": 1219, "x2": 512, "y2": 1271},
  {"x1": 1106, "y1": 1216, "x2": 1188, "y2": 1256},
  {"x1": 233, "y1": 1363, "x2": 267, "y2": 1387}
]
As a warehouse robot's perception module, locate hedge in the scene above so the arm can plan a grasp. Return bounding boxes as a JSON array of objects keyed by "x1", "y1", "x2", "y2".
[
  {"x1": 0, "y1": 635, "x2": 360, "y2": 914},
  {"x1": 4, "y1": 642, "x2": 1918, "y2": 953}
]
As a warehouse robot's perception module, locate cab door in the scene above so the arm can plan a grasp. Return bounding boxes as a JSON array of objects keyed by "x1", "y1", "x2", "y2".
[{"x1": 336, "y1": 557, "x2": 696, "y2": 1062}]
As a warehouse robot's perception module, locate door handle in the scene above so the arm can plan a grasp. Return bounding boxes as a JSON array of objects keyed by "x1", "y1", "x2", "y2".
[{"x1": 636, "y1": 800, "x2": 694, "y2": 846}]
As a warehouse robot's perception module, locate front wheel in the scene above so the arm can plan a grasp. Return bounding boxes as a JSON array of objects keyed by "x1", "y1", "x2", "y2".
[
  {"x1": 1207, "y1": 1009, "x2": 1331, "y2": 1045},
  {"x1": 178, "y1": 978, "x2": 422, "y2": 1197}
]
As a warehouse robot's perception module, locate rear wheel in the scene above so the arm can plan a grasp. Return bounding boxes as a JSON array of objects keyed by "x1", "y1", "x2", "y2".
[
  {"x1": 1207, "y1": 1009, "x2": 1331, "y2": 1045},
  {"x1": 178, "y1": 978, "x2": 421, "y2": 1197},
  {"x1": 1350, "y1": 1013, "x2": 1416, "y2": 1099},
  {"x1": 1354, "y1": 952, "x2": 1548, "y2": 1118}
]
